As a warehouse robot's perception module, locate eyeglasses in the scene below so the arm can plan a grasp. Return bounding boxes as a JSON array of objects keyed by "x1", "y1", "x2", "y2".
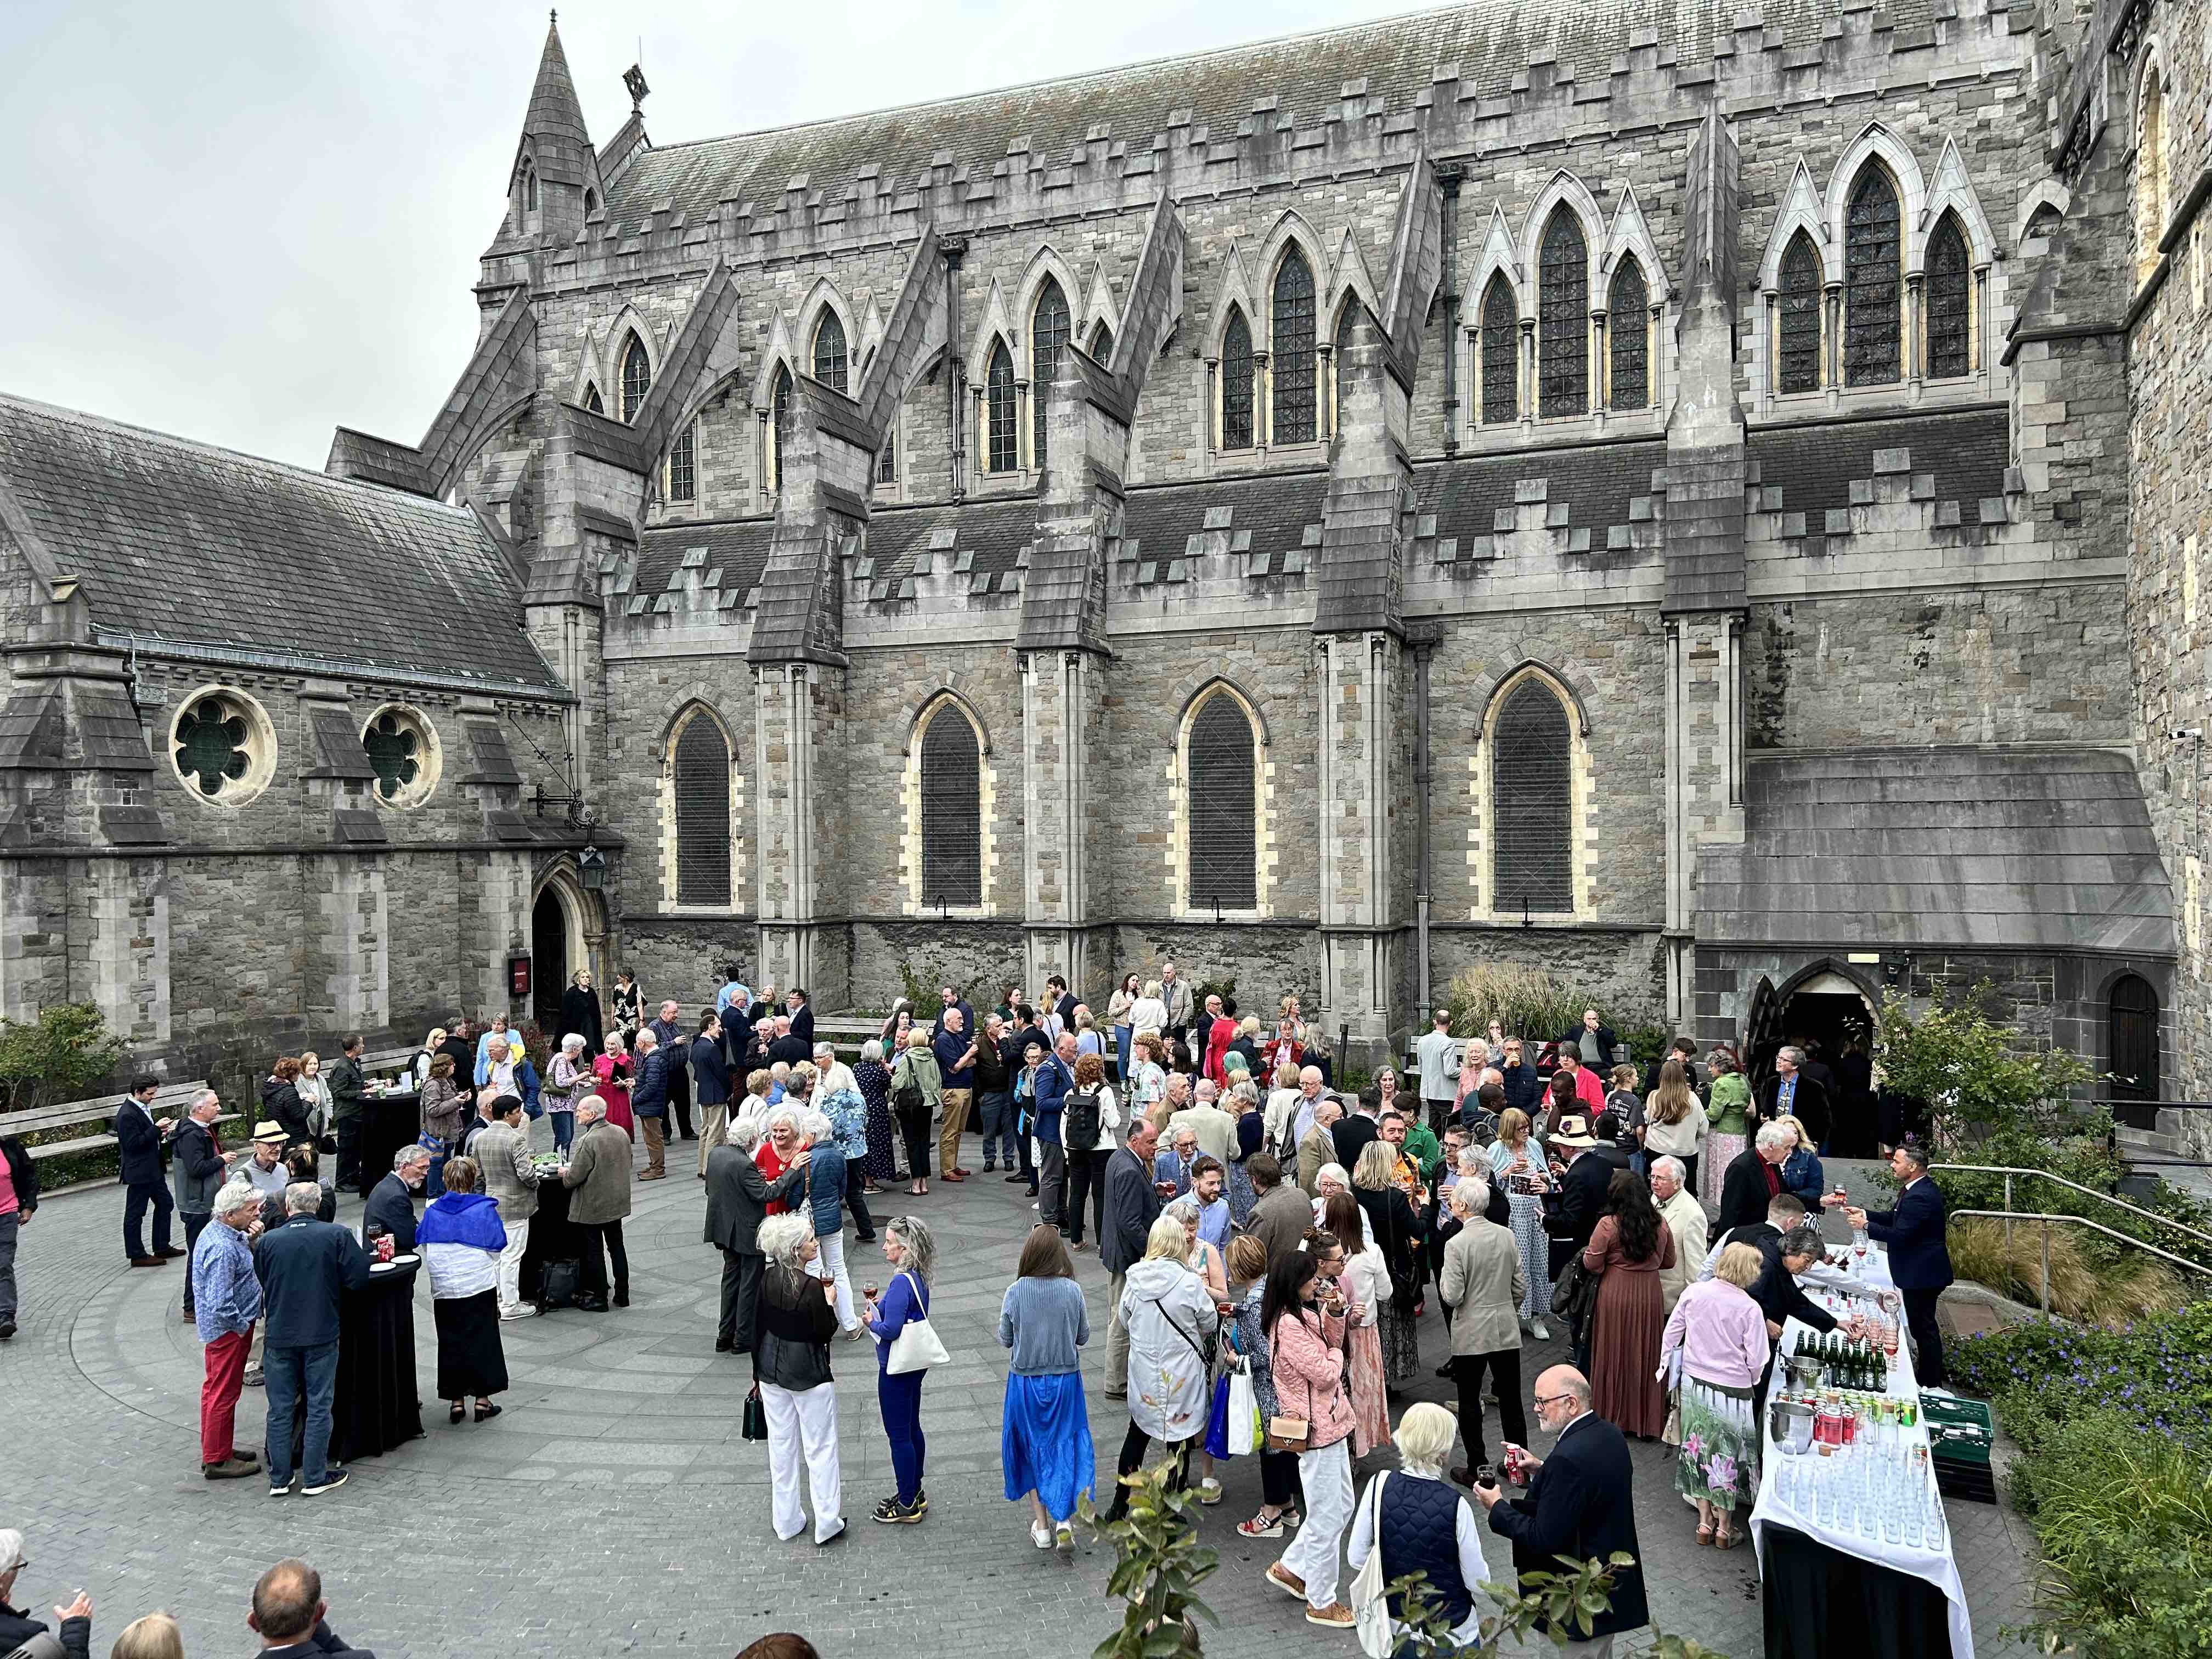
[{"x1": 1532, "y1": 1392, "x2": 1577, "y2": 1410}]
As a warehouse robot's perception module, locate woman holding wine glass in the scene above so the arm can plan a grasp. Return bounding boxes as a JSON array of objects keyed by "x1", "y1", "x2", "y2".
[{"x1": 860, "y1": 1215, "x2": 936, "y2": 1525}]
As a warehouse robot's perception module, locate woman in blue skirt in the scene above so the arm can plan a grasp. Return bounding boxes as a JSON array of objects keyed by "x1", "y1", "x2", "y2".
[{"x1": 998, "y1": 1223, "x2": 1094, "y2": 1549}]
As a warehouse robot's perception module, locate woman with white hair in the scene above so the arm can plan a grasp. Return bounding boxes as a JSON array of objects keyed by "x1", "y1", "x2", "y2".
[
  {"x1": 751, "y1": 1214, "x2": 845, "y2": 1544},
  {"x1": 1105, "y1": 1212, "x2": 1221, "y2": 1522},
  {"x1": 861, "y1": 1215, "x2": 938, "y2": 1523},
  {"x1": 798, "y1": 1109, "x2": 860, "y2": 1336},
  {"x1": 0, "y1": 1532, "x2": 91, "y2": 1659},
  {"x1": 1310, "y1": 1163, "x2": 1375, "y2": 1249},
  {"x1": 545, "y1": 1032, "x2": 589, "y2": 1155},
  {"x1": 855, "y1": 1037, "x2": 896, "y2": 1192},
  {"x1": 1346, "y1": 1401, "x2": 1492, "y2": 1649}
]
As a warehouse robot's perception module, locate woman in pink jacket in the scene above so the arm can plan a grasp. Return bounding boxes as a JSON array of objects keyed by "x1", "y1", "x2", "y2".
[{"x1": 1261, "y1": 1248, "x2": 1359, "y2": 1630}]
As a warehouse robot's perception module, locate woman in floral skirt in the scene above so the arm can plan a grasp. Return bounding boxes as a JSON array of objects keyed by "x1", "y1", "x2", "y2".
[
  {"x1": 1486, "y1": 1107, "x2": 1554, "y2": 1340},
  {"x1": 854, "y1": 1038, "x2": 897, "y2": 1190},
  {"x1": 1659, "y1": 1242, "x2": 1770, "y2": 1548},
  {"x1": 1702, "y1": 1049, "x2": 1752, "y2": 1210}
]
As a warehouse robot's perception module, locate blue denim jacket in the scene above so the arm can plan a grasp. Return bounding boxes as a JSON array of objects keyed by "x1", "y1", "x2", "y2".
[{"x1": 805, "y1": 1142, "x2": 848, "y2": 1235}]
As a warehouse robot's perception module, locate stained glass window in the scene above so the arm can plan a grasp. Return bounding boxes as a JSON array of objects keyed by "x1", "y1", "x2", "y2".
[
  {"x1": 1492, "y1": 680, "x2": 1573, "y2": 913},
  {"x1": 1481, "y1": 275, "x2": 1518, "y2": 424},
  {"x1": 1778, "y1": 234, "x2": 1822, "y2": 394},
  {"x1": 919, "y1": 706, "x2": 982, "y2": 907},
  {"x1": 1844, "y1": 168, "x2": 1902, "y2": 386},
  {"x1": 673, "y1": 712, "x2": 731, "y2": 906},
  {"x1": 175, "y1": 697, "x2": 250, "y2": 798},
  {"x1": 364, "y1": 713, "x2": 420, "y2": 803},
  {"x1": 985, "y1": 340, "x2": 1017, "y2": 473},
  {"x1": 1272, "y1": 250, "x2": 1317, "y2": 444},
  {"x1": 877, "y1": 420, "x2": 897, "y2": 484},
  {"x1": 811, "y1": 312, "x2": 848, "y2": 394},
  {"x1": 1607, "y1": 258, "x2": 1649, "y2": 409},
  {"x1": 1926, "y1": 215, "x2": 1972, "y2": 380},
  {"x1": 1221, "y1": 309, "x2": 1254, "y2": 449},
  {"x1": 1538, "y1": 209, "x2": 1589, "y2": 416},
  {"x1": 1188, "y1": 693, "x2": 1257, "y2": 910},
  {"x1": 620, "y1": 332, "x2": 652, "y2": 421},
  {"x1": 1031, "y1": 279, "x2": 1070, "y2": 469}
]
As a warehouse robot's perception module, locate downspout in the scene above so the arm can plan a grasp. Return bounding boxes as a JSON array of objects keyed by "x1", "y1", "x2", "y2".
[
  {"x1": 944, "y1": 236, "x2": 968, "y2": 500},
  {"x1": 1411, "y1": 624, "x2": 1440, "y2": 1025},
  {"x1": 1437, "y1": 163, "x2": 1463, "y2": 458}
]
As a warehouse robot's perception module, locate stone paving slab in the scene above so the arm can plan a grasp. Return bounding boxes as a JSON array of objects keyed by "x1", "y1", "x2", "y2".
[{"x1": 2, "y1": 1136, "x2": 2042, "y2": 1658}]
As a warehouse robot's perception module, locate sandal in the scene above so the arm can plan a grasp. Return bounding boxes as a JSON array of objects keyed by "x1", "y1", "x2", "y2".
[
  {"x1": 1237, "y1": 1510, "x2": 1286, "y2": 1539},
  {"x1": 1695, "y1": 1522, "x2": 1716, "y2": 1547},
  {"x1": 449, "y1": 1402, "x2": 467, "y2": 1425},
  {"x1": 1716, "y1": 1525, "x2": 1742, "y2": 1549}
]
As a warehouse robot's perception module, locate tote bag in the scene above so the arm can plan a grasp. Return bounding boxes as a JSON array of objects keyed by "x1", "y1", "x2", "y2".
[
  {"x1": 1351, "y1": 1471, "x2": 1394, "y2": 1657},
  {"x1": 885, "y1": 1272, "x2": 951, "y2": 1374}
]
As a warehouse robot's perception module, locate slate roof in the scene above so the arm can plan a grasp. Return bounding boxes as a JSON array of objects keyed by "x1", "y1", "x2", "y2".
[
  {"x1": 1747, "y1": 409, "x2": 2009, "y2": 528},
  {"x1": 633, "y1": 518, "x2": 778, "y2": 613},
  {"x1": 1700, "y1": 749, "x2": 2174, "y2": 955},
  {"x1": 603, "y1": 0, "x2": 1893, "y2": 223},
  {"x1": 1122, "y1": 469, "x2": 1332, "y2": 582},
  {"x1": 0, "y1": 394, "x2": 566, "y2": 693},
  {"x1": 1413, "y1": 437, "x2": 1664, "y2": 558},
  {"x1": 861, "y1": 498, "x2": 1037, "y2": 598}
]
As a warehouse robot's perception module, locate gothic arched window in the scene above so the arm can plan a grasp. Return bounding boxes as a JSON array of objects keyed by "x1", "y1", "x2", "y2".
[
  {"x1": 1777, "y1": 233, "x2": 1822, "y2": 394},
  {"x1": 1271, "y1": 250, "x2": 1318, "y2": 445},
  {"x1": 768, "y1": 363, "x2": 792, "y2": 491},
  {"x1": 877, "y1": 419, "x2": 898, "y2": 484},
  {"x1": 1844, "y1": 167, "x2": 1902, "y2": 386},
  {"x1": 1090, "y1": 320, "x2": 1114, "y2": 360},
  {"x1": 619, "y1": 332, "x2": 652, "y2": 422},
  {"x1": 1332, "y1": 301, "x2": 1359, "y2": 435},
  {"x1": 1538, "y1": 208, "x2": 1589, "y2": 417},
  {"x1": 1031, "y1": 279, "x2": 1071, "y2": 470},
  {"x1": 671, "y1": 709, "x2": 732, "y2": 907},
  {"x1": 582, "y1": 383, "x2": 604, "y2": 416},
  {"x1": 1187, "y1": 691, "x2": 1257, "y2": 911},
  {"x1": 1480, "y1": 274, "x2": 1518, "y2": 424},
  {"x1": 1607, "y1": 258, "x2": 1650, "y2": 409},
  {"x1": 811, "y1": 311, "x2": 848, "y2": 394},
  {"x1": 1926, "y1": 214, "x2": 1972, "y2": 380},
  {"x1": 918, "y1": 702, "x2": 983, "y2": 908},
  {"x1": 664, "y1": 421, "x2": 696, "y2": 503},
  {"x1": 1221, "y1": 308, "x2": 1254, "y2": 450},
  {"x1": 1491, "y1": 678, "x2": 1574, "y2": 915},
  {"x1": 985, "y1": 340, "x2": 1017, "y2": 473}
]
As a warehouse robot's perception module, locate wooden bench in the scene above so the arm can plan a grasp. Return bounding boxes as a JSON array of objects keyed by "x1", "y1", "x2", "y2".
[
  {"x1": 1, "y1": 1079, "x2": 227, "y2": 1165},
  {"x1": 360, "y1": 1046, "x2": 419, "y2": 1086}
]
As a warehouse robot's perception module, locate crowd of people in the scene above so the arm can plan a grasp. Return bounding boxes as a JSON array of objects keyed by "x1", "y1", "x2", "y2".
[{"x1": 0, "y1": 961, "x2": 1958, "y2": 1658}]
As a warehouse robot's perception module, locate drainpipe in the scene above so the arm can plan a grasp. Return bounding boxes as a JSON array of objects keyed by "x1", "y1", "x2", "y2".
[
  {"x1": 944, "y1": 236, "x2": 968, "y2": 500},
  {"x1": 1410, "y1": 623, "x2": 1441, "y2": 1024},
  {"x1": 1437, "y1": 163, "x2": 1463, "y2": 458}
]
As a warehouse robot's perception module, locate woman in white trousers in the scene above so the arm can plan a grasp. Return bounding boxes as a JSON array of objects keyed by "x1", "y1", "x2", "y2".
[{"x1": 751, "y1": 1214, "x2": 846, "y2": 1544}]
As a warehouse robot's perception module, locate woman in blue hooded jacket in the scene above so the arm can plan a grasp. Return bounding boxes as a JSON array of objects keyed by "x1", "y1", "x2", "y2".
[
  {"x1": 799, "y1": 1109, "x2": 861, "y2": 1336},
  {"x1": 419, "y1": 1155, "x2": 510, "y2": 1423}
]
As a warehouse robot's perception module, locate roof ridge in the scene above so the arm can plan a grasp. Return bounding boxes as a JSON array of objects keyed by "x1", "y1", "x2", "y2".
[
  {"x1": 638, "y1": 0, "x2": 1499, "y2": 160},
  {"x1": 0, "y1": 392, "x2": 477, "y2": 522}
]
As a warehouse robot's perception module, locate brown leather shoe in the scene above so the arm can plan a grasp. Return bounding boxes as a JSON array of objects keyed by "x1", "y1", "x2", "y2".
[
  {"x1": 130, "y1": 1256, "x2": 168, "y2": 1268},
  {"x1": 941, "y1": 1170, "x2": 967, "y2": 1182},
  {"x1": 156, "y1": 1246, "x2": 188, "y2": 1259}
]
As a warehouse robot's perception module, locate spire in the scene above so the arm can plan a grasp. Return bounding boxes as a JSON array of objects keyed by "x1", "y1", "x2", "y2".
[
  {"x1": 492, "y1": 12, "x2": 602, "y2": 252},
  {"x1": 521, "y1": 13, "x2": 593, "y2": 185}
]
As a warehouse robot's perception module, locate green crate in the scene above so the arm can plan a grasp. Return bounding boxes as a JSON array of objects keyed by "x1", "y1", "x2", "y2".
[{"x1": 1921, "y1": 1393, "x2": 1994, "y2": 1468}]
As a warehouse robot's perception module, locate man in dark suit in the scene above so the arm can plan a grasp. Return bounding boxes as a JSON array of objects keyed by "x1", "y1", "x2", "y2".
[
  {"x1": 247, "y1": 1558, "x2": 376, "y2": 1657},
  {"x1": 326, "y1": 1036, "x2": 368, "y2": 1193},
  {"x1": 362, "y1": 1146, "x2": 427, "y2": 1252},
  {"x1": 765, "y1": 1017, "x2": 811, "y2": 1068},
  {"x1": 703, "y1": 1118, "x2": 808, "y2": 1352},
  {"x1": 785, "y1": 988, "x2": 815, "y2": 1051},
  {"x1": 1101, "y1": 1119, "x2": 1165, "y2": 1401},
  {"x1": 648, "y1": 1000, "x2": 693, "y2": 1141},
  {"x1": 1330, "y1": 1094, "x2": 1380, "y2": 1172},
  {"x1": 115, "y1": 1074, "x2": 180, "y2": 1268},
  {"x1": 1475, "y1": 1364, "x2": 1647, "y2": 1655},
  {"x1": 1543, "y1": 1116, "x2": 1613, "y2": 1254},
  {"x1": 1557, "y1": 1009, "x2": 1621, "y2": 1073},
  {"x1": 690, "y1": 1014, "x2": 731, "y2": 1132},
  {"x1": 1756, "y1": 1045, "x2": 1833, "y2": 1152},
  {"x1": 1716, "y1": 1120, "x2": 1798, "y2": 1233},
  {"x1": 1837, "y1": 1143, "x2": 1954, "y2": 1384},
  {"x1": 258, "y1": 1183, "x2": 372, "y2": 1496}
]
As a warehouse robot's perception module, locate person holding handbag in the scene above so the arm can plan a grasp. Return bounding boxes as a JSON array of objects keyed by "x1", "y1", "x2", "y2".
[
  {"x1": 861, "y1": 1215, "x2": 939, "y2": 1525},
  {"x1": 1262, "y1": 1248, "x2": 1359, "y2": 1630},
  {"x1": 1104, "y1": 1213, "x2": 1221, "y2": 1521},
  {"x1": 1346, "y1": 1401, "x2": 1493, "y2": 1652}
]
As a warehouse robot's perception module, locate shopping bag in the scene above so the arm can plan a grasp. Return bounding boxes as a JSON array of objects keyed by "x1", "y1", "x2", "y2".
[
  {"x1": 742, "y1": 1384, "x2": 768, "y2": 1442},
  {"x1": 1352, "y1": 1472, "x2": 1393, "y2": 1656},
  {"x1": 1203, "y1": 1370, "x2": 1235, "y2": 1459},
  {"x1": 1224, "y1": 1361, "x2": 1259, "y2": 1457}
]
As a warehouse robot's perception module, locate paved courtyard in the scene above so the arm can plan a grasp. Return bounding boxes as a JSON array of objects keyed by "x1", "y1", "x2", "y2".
[{"x1": 7, "y1": 1142, "x2": 2042, "y2": 1658}]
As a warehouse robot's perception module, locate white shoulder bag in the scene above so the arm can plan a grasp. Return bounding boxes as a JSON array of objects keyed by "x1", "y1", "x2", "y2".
[
  {"x1": 885, "y1": 1271, "x2": 951, "y2": 1374},
  {"x1": 1351, "y1": 1470, "x2": 1394, "y2": 1657}
]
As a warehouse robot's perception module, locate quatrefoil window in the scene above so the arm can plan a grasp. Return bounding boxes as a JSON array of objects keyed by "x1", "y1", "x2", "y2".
[
  {"x1": 365, "y1": 714, "x2": 419, "y2": 800},
  {"x1": 175, "y1": 700, "x2": 250, "y2": 796}
]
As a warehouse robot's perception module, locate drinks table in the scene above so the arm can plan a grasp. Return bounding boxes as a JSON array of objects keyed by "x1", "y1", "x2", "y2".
[{"x1": 1749, "y1": 1245, "x2": 1974, "y2": 1659}]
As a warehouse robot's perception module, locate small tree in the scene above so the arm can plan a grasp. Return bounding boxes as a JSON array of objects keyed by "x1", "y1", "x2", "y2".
[
  {"x1": 1084, "y1": 1466, "x2": 1218, "y2": 1658},
  {"x1": 0, "y1": 1002, "x2": 119, "y2": 1115},
  {"x1": 1875, "y1": 983, "x2": 2092, "y2": 1135}
]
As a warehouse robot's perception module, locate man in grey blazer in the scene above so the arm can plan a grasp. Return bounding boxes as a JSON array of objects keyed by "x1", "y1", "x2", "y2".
[
  {"x1": 703, "y1": 1116, "x2": 808, "y2": 1353},
  {"x1": 1438, "y1": 1176, "x2": 1528, "y2": 1485}
]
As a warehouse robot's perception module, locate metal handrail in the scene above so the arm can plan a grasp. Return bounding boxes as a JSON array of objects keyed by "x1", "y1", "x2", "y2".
[
  {"x1": 1929, "y1": 1163, "x2": 2210, "y2": 1247},
  {"x1": 1946, "y1": 1206, "x2": 2212, "y2": 1315}
]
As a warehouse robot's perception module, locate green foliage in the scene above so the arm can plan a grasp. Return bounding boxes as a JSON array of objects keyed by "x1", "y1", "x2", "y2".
[
  {"x1": 1621, "y1": 1021, "x2": 1674, "y2": 1071},
  {"x1": 1874, "y1": 983, "x2": 2092, "y2": 1134},
  {"x1": 1442, "y1": 964, "x2": 1593, "y2": 1047},
  {"x1": 1190, "y1": 976, "x2": 1237, "y2": 1017},
  {"x1": 0, "y1": 1002, "x2": 119, "y2": 1114},
  {"x1": 1385, "y1": 1555, "x2": 1733, "y2": 1658},
  {"x1": 1084, "y1": 1466, "x2": 1218, "y2": 1659},
  {"x1": 1917, "y1": 1125, "x2": 2212, "y2": 1275}
]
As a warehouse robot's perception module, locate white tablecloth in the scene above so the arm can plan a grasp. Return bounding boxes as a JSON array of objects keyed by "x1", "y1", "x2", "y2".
[{"x1": 1748, "y1": 1244, "x2": 1975, "y2": 1659}]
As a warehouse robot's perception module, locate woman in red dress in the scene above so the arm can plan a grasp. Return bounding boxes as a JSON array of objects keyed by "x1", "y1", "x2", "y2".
[
  {"x1": 1580, "y1": 1168, "x2": 1675, "y2": 1438},
  {"x1": 595, "y1": 1031, "x2": 635, "y2": 1140}
]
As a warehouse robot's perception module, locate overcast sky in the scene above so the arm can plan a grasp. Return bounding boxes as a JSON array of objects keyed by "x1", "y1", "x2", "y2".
[{"x1": 0, "y1": 0, "x2": 1403, "y2": 469}]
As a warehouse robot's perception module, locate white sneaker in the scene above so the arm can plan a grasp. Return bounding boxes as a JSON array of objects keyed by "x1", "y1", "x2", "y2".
[
  {"x1": 500, "y1": 1305, "x2": 539, "y2": 1322},
  {"x1": 1055, "y1": 1522, "x2": 1074, "y2": 1549},
  {"x1": 1031, "y1": 1521, "x2": 1054, "y2": 1549},
  {"x1": 1531, "y1": 1320, "x2": 1550, "y2": 1341}
]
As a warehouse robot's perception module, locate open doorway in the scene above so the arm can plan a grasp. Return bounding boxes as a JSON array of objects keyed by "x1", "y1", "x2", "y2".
[
  {"x1": 531, "y1": 887, "x2": 569, "y2": 1035},
  {"x1": 1773, "y1": 970, "x2": 1878, "y2": 1155}
]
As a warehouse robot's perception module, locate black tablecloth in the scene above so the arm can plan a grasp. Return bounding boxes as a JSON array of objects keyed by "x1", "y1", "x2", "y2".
[
  {"x1": 357, "y1": 1091, "x2": 422, "y2": 1199},
  {"x1": 1760, "y1": 1522, "x2": 1956, "y2": 1659},
  {"x1": 517, "y1": 1173, "x2": 582, "y2": 1304},
  {"x1": 288, "y1": 1256, "x2": 422, "y2": 1465}
]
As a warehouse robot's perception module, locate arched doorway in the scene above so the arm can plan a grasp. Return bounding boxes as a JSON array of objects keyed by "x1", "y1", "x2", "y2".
[
  {"x1": 531, "y1": 887, "x2": 569, "y2": 1035},
  {"x1": 2108, "y1": 973, "x2": 2161, "y2": 1104}
]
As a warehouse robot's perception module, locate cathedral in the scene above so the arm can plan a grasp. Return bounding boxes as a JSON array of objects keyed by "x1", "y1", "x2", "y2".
[{"x1": 0, "y1": 0, "x2": 2199, "y2": 1149}]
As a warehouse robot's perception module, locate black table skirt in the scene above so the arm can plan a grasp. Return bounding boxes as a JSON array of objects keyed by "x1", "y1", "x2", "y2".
[
  {"x1": 1760, "y1": 1522, "x2": 1955, "y2": 1659},
  {"x1": 357, "y1": 1092, "x2": 422, "y2": 1199},
  {"x1": 517, "y1": 1174, "x2": 583, "y2": 1304},
  {"x1": 331, "y1": 1257, "x2": 423, "y2": 1462}
]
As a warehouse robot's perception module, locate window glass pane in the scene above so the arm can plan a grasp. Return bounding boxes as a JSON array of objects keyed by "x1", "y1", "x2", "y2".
[
  {"x1": 666, "y1": 422, "x2": 696, "y2": 502},
  {"x1": 620, "y1": 334, "x2": 652, "y2": 422},
  {"x1": 1481, "y1": 276, "x2": 1518, "y2": 424},
  {"x1": 1272, "y1": 252, "x2": 1317, "y2": 444},
  {"x1": 1844, "y1": 169, "x2": 1901, "y2": 386},
  {"x1": 1221, "y1": 311, "x2": 1254, "y2": 449},
  {"x1": 919, "y1": 708, "x2": 982, "y2": 907},
  {"x1": 770, "y1": 365, "x2": 791, "y2": 488},
  {"x1": 877, "y1": 420, "x2": 897, "y2": 484},
  {"x1": 1778, "y1": 235, "x2": 1822, "y2": 394},
  {"x1": 1188, "y1": 695, "x2": 1257, "y2": 909},
  {"x1": 1538, "y1": 210, "x2": 1589, "y2": 416},
  {"x1": 986, "y1": 342, "x2": 1017, "y2": 473},
  {"x1": 1607, "y1": 259, "x2": 1649, "y2": 409},
  {"x1": 1090, "y1": 321, "x2": 1114, "y2": 360},
  {"x1": 1032, "y1": 280, "x2": 1070, "y2": 468},
  {"x1": 174, "y1": 697, "x2": 250, "y2": 797},
  {"x1": 812, "y1": 312, "x2": 848, "y2": 394},
  {"x1": 583, "y1": 384, "x2": 603, "y2": 415},
  {"x1": 1492, "y1": 681, "x2": 1573, "y2": 913},
  {"x1": 673, "y1": 714, "x2": 731, "y2": 906},
  {"x1": 1926, "y1": 216, "x2": 1972, "y2": 379}
]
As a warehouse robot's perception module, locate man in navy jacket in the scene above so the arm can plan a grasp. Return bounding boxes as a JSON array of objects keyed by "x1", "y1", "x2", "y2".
[
  {"x1": 1837, "y1": 1143, "x2": 1955, "y2": 1384},
  {"x1": 1476, "y1": 1364, "x2": 1647, "y2": 1651},
  {"x1": 115, "y1": 1074, "x2": 181, "y2": 1267},
  {"x1": 257, "y1": 1185, "x2": 372, "y2": 1496}
]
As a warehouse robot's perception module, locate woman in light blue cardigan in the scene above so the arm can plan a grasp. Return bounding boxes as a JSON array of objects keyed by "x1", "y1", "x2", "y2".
[{"x1": 998, "y1": 1223, "x2": 1093, "y2": 1549}]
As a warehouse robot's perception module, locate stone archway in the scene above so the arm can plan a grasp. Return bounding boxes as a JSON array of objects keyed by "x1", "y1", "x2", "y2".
[{"x1": 529, "y1": 862, "x2": 607, "y2": 1035}]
